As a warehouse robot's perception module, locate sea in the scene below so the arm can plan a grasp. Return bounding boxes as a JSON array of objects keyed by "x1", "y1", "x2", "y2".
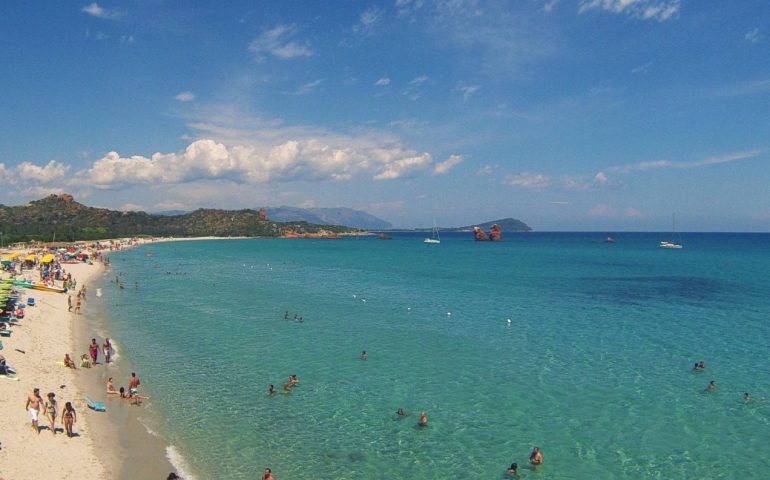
[{"x1": 92, "y1": 232, "x2": 770, "y2": 479}]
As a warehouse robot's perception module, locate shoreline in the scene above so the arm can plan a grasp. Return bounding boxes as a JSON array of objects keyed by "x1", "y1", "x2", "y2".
[
  {"x1": 0, "y1": 261, "x2": 107, "y2": 479},
  {"x1": 0, "y1": 242, "x2": 181, "y2": 480}
]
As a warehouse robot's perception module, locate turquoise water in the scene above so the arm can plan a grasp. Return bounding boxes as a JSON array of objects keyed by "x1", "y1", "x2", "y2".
[{"x1": 100, "y1": 233, "x2": 770, "y2": 479}]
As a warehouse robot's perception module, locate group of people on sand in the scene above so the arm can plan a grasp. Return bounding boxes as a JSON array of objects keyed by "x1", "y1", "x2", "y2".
[
  {"x1": 106, "y1": 373, "x2": 149, "y2": 406},
  {"x1": 24, "y1": 387, "x2": 77, "y2": 437},
  {"x1": 693, "y1": 359, "x2": 751, "y2": 401},
  {"x1": 62, "y1": 337, "x2": 113, "y2": 369}
]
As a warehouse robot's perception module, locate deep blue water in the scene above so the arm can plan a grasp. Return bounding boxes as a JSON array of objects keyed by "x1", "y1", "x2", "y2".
[{"x1": 97, "y1": 232, "x2": 770, "y2": 479}]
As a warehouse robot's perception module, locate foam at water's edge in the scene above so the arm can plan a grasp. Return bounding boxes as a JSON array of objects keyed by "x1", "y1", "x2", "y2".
[{"x1": 167, "y1": 445, "x2": 197, "y2": 480}]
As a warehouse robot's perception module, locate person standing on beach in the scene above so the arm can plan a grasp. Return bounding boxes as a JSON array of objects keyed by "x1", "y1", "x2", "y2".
[
  {"x1": 67, "y1": 295, "x2": 72, "y2": 312},
  {"x1": 89, "y1": 338, "x2": 99, "y2": 364},
  {"x1": 25, "y1": 388, "x2": 43, "y2": 433},
  {"x1": 75, "y1": 297, "x2": 82, "y2": 314},
  {"x1": 44, "y1": 392, "x2": 58, "y2": 434},
  {"x1": 62, "y1": 401, "x2": 76, "y2": 437},
  {"x1": 129, "y1": 372, "x2": 141, "y2": 395}
]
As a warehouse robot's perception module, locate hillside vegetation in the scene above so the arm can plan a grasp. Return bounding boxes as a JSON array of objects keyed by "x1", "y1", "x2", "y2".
[{"x1": 0, "y1": 194, "x2": 355, "y2": 243}]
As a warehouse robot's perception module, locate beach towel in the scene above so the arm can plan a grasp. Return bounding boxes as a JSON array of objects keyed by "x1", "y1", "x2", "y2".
[{"x1": 84, "y1": 396, "x2": 106, "y2": 412}]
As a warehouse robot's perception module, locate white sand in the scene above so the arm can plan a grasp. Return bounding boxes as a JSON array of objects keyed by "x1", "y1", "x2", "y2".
[{"x1": 0, "y1": 261, "x2": 107, "y2": 480}]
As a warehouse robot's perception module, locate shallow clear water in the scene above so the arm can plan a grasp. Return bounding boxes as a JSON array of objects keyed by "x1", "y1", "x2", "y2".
[{"x1": 100, "y1": 233, "x2": 770, "y2": 479}]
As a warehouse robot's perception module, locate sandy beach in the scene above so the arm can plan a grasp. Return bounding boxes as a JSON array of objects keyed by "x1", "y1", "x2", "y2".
[
  {"x1": 0, "y1": 243, "x2": 177, "y2": 480},
  {"x1": 0, "y1": 261, "x2": 106, "y2": 479}
]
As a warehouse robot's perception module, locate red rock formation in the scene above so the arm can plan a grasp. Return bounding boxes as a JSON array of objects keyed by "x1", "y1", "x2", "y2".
[
  {"x1": 488, "y1": 224, "x2": 502, "y2": 241},
  {"x1": 473, "y1": 226, "x2": 489, "y2": 241}
]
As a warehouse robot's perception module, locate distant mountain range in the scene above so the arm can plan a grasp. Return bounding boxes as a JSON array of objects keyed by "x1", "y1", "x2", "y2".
[
  {"x1": 408, "y1": 218, "x2": 532, "y2": 233},
  {"x1": 264, "y1": 206, "x2": 392, "y2": 230}
]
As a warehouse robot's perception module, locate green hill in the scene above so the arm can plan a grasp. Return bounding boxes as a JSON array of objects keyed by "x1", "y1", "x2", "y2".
[{"x1": 0, "y1": 194, "x2": 356, "y2": 244}]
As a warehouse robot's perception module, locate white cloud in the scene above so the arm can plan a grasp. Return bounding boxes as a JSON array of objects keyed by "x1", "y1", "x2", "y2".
[
  {"x1": 625, "y1": 207, "x2": 642, "y2": 217},
  {"x1": 608, "y1": 150, "x2": 761, "y2": 174},
  {"x1": 594, "y1": 171, "x2": 608, "y2": 185},
  {"x1": 175, "y1": 91, "x2": 195, "y2": 102},
  {"x1": 403, "y1": 75, "x2": 430, "y2": 101},
  {"x1": 476, "y1": 165, "x2": 496, "y2": 176},
  {"x1": 409, "y1": 75, "x2": 429, "y2": 86},
  {"x1": 81, "y1": 2, "x2": 124, "y2": 20},
  {"x1": 588, "y1": 203, "x2": 614, "y2": 217},
  {"x1": 1, "y1": 160, "x2": 69, "y2": 184},
  {"x1": 543, "y1": 0, "x2": 560, "y2": 13},
  {"x1": 432, "y1": 154, "x2": 465, "y2": 176},
  {"x1": 74, "y1": 138, "x2": 432, "y2": 188},
  {"x1": 249, "y1": 24, "x2": 313, "y2": 61},
  {"x1": 121, "y1": 203, "x2": 145, "y2": 212},
  {"x1": 744, "y1": 28, "x2": 761, "y2": 43},
  {"x1": 579, "y1": 0, "x2": 680, "y2": 22},
  {"x1": 505, "y1": 172, "x2": 552, "y2": 190},
  {"x1": 295, "y1": 79, "x2": 324, "y2": 95},
  {"x1": 374, "y1": 78, "x2": 390, "y2": 86},
  {"x1": 353, "y1": 7, "x2": 382, "y2": 35},
  {"x1": 459, "y1": 84, "x2": 481, "y2": 101},
  {"x1": 631, "y1": 62, "x2": 653, "y2": 74}
]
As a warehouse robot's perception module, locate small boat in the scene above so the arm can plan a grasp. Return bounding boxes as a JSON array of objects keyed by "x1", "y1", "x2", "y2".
[
  {"x1": 605, "y1": 237, "x2": 616, "y2": 243},
  {"x1": 29, "y1": 283, "x2": 67, "y2": 294},
  {"x1": 660, "y1": 213, "x2": 683, "y2": 249},
  {"x1": 377, "y1": 233, "x2": 392, "y2": 240},
  {"x1": 424, "y1": 221, "x2": 441, "y2": 244}
]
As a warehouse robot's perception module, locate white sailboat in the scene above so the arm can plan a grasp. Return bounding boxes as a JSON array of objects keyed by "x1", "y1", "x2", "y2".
[
  {"x1": 660, "y1": 213, "x2": 683, "y2": 249},
  {"x1": 424, "y1": 221, "x2": 440, "y2": 244}
]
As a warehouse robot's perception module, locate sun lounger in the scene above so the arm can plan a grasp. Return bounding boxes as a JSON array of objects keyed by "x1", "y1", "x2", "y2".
[
  {"x1": 84, "y1": 396, "x2": 106, "y2": 412},
  {"x1": 0, "y1": 330, "x2": 12, "y2": 337}
]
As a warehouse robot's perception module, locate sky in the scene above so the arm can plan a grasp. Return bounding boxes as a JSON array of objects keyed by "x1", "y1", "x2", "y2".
[{"x1": 0, "y1": 1, "x2": 768, "y2": 231}]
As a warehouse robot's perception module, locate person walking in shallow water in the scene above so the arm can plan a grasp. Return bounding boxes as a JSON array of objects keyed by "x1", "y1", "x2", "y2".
[{"x1": 262, "y1": 467, "x2": 275, "y2": 480}]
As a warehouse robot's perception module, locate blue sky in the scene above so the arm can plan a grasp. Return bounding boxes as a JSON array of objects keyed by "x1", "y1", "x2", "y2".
[{"x1": 1, "y1": 1, "x2": 768, "y2": 231}]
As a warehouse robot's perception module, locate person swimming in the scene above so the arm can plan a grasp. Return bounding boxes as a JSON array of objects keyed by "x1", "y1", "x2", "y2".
[
  {"x1": 530, "y1": 447, "x2": 543, "y2": 466},
  {"x1": 418, "y1": 410, "x2": 428, "y2": 427},
  {"x1": 396, "y1": 408, "x2": 406, "y2": 416},
  {"x1": 268, "y1": 384, "x2": 276, "y2": 395},
  {"x1": 507, "y1": 462, "x2": 518, "y2": 476},
  {"x1": 360, "y1": 350, "x2": 368, "y2": 360},
  {"x1": 707, "y1": 380, "x2": 717, "y2": 392},
  {"x1": 744, "y1": 392, "x2": 751, "y2": 402}
]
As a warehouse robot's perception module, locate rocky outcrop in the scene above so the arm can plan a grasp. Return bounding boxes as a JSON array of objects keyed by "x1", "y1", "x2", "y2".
[
  {"x1": 489, "y1": 224, "x2": 502, "y2": 241},
  {"x1": 473, "y1": 224, "x2": 502, "y2": 241}
]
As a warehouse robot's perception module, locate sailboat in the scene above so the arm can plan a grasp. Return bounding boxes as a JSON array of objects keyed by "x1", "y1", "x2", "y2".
[
  {"x1": 423, "y1": 221, "x2": 441, "y2": 244},
  {"x1": 659, "y1": 213, "x2": 683, "y2": 249}
]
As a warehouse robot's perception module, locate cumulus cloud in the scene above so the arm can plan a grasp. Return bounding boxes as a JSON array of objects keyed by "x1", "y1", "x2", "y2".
[
  {"x1": 505, "y1": 172, "x2": 552, "y2": 190},
  {"x1": 249, "y1": 24, "x2": 313, "y2": 61},
  {"x1": 81, "y1": 2, "x2": 124, "y2": 20},
  {"x1": 543, "y1": 0, "x2": 560, "y2": 13},
  {"x1": 175, "y1": 91, "x2": 195, "y2": 102},
  {"x1": 0, "y1": 160, "x2": 69, "y2": 184},
  {"x1": 74, "y1": 138, "x2": 432, "y2": 188},
  {"x1": 579, "y1": 0, "x2": 680, "y2": 22},
  {"x1": 432, "y1": 155, "x2": 464, "y2": 176},
  {"x1": 374, "y1": 78, "x2": 390, "y2": 86}
]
